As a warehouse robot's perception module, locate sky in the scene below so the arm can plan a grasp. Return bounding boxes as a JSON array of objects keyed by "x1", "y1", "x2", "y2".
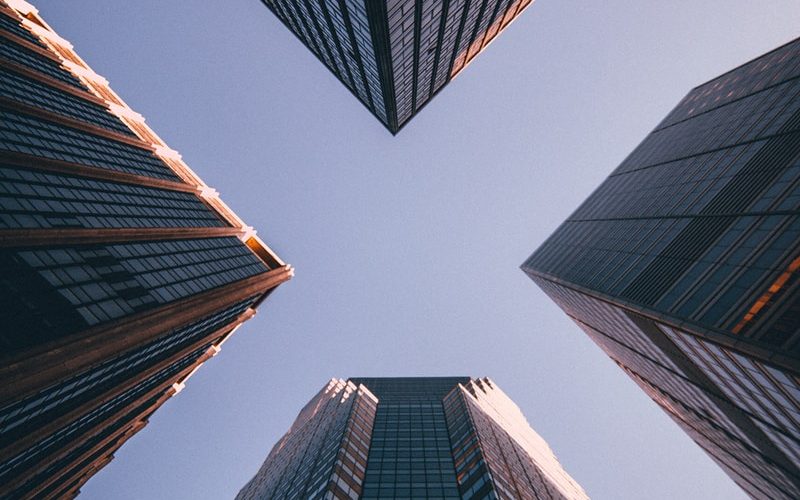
[{"x1": 33, "y1": 1, "x2": 800, "y2": 498}]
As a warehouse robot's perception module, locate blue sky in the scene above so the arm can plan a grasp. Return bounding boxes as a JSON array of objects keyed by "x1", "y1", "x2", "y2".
[{"x1": 35, "y1": 1, "x2": 800, "y2": 498}]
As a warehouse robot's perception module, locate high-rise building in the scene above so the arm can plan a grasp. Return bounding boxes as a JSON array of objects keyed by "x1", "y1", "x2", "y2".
[
  {"x1": 0, "y1": 1, "x2": 292, "y2": 497},
  {"x1": 522, "y1": 38, "x2": 800, "y2": 499},
  {"x1": 260, "y1": 0, "x2": 533, "y2": 133},
  {"x1": 237, "y1": 377, "x2": 587, "y2": 499}
]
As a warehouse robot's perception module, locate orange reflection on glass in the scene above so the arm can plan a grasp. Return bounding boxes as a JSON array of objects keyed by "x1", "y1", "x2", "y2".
[
  {"x1": 450, "y1": 0, "x2": 534, "y2": 79},
  {"x1": 732, "y1": 255, "x2": 800, "y2": 334}
]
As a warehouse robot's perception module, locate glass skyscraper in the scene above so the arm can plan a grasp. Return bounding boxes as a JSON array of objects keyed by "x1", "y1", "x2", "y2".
[
  {"x1": 259, "y1": 0, "x2": 533, "y2": 133},
  {"x1": 0, "y1": 1, "x2": 291, "y2": 497},
  {"x1": 237, "y1": 377, "x2": 587, "y2": 499},
  {"x1": 522, "y1": 38, "x2": 800, "y2": 498}
]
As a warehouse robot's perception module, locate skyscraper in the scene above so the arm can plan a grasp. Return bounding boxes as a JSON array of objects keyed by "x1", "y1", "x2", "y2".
[
  {"x1": 0, "y1": 1, "x2": 292, "y2": 497},
  {"x1": 259, "y1": 0, "x2": 533, "y2": 133},
  {"x1": 237, "y1": 377, "x2": 587, "y2": 499},
  {"x1": 522, "y1": 38, "x2": 800, "y2": 498}
]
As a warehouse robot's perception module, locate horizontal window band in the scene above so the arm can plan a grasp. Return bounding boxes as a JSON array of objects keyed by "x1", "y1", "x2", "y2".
[
  {"x1": 0, "y1": 7, "x2": 46, "y2": 49},
  {"x1": 0, "y1": 151, "x2": 197, "y2": 192},
  {"x1": 0, "y1": 97, "x2": 151, "y2": 151},
  {"x1": 0, "y1": 265, "x2": 292, "y2": 406},
  {"x1": 0, "y1": 27, "x2": 62, "y2": 65},
  {"x1": 0, "y1": 226, "x2": 243, "y2": 247},
  {"x1": 0, "y1": 307, "x2": 253, "y2": 466},
  {"x1": 0, "y1": 57, "x2": 106, "y2": 107},
  {"x1": 2, "y1": 366, "x2": 183, "y2": 497}
]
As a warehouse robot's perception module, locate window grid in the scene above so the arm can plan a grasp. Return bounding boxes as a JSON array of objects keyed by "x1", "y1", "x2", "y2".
[
  {"x1": 0, "y1": 347, "x2": 205, "y2": 483},
  {"x1": 0, "y1": 69, "x2": 134, "y2": 136},
  {"x1": 12, "y1": 237, "x2": 267, "y2": 328},
  {"x1": 0, "y1": 109, "x2": 181, "y2": 181},
  {"x1": 0, "y1": 38, "x2": 85, "y2": 89},
  {"x1": 0, "y1": 11, "x2": 46, "y2": 48},
  {"x1": 0, "y1": 297, "x2": 257, "y2": 444},
  {"x1": 0, "y1": 164, "x2": 225, "y2": 230}
]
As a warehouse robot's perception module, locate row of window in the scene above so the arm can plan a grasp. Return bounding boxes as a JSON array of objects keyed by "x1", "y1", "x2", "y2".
[
  {"x1": 237, "y1": 382, "x2": 369, "y2": 500},
  {"x1": 13, "y1": 237, "x2": 267, "y2": 328},
  {"x1": 573, "y1": 142, "x2": 762, "y2": 220},
  {"x1": 459, "y1": 381, "x2": 571, "y2": 499},
  {"x1": 343, "y1": 0, "x2": 386, "y2": 121},
  {"x1": 0, "y1": 11, "x2": 46, "y2": 48},
  {"x1": 536, "y1": 279, "x2": 762, "y2": 449},
  {"x1": 268, "y1": 0, "x2": 388, "y2": 124},
  {"x1": 363, "y1": 395, "x2": 459, "y2": 498},
  {"x1": 1, "y1": 68, "x2": 134, "y2": 136},
  {"x1": 0, "y1": 108, "x2": 180, "y2": 181},
  {"x1": 268, "y1": 1, "x2": 352, "y2": 95},
  {"x1": 0, "y1": 37, "x2": 85, "y2": 89},
  {"x1": 13, "y1": 392, "x2": 162, "y2": 498},
  {"x1": 319, "y1": 0, "x2": 370, "y2": 103},
  {"x1": 536, "y1": 279, "x2": 799, "y2": 498},
  {"x1": 526, "y1": 132, "x2": 799, "y2": 335},
  {"x1": 617, "y1": 76, "x2": 800, "y2": 175},
  {"x1": 662, "y1": 216, "x2": 799, "y2": 336},
  {"x1": 443, "y1": 388, "x2": 494, "y2": 499},
  {"x1": 662, "y1": 326, "x2": 800, "y2": 462},
  {"x1": 0, "y1": 164, "x2": 224, "y2": 229},
  {"x1": 627, "y1": 367, "x2": 796, "y2": 499},
  {"x1": 0, "y1": 297, "x2": 255, "y2": 445},
  {"x1": 325, "y1": 392, "x2": 378, "y2": 499},
  {"x1": 659, "y1": 38, "x2": 800, "y2": 129},
  {"x1": 0, "y1": 346, "x2": 205, "y2": 484}
]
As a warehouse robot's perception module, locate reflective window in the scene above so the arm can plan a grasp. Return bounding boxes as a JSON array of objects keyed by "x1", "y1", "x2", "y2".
[
  {"x1": 0, "y1": 38, "x2": 85, "y2": 89},
  {"x1": 0, "y1": 69, "x2": 134, "y2": 136},
  {"x1": 0, "y1": 109, "x2": 180, "y2": 181},
  {"x1": 0, "y1": 297, "x2": 257, "y2": 444},
  {"x1": 0, "y1": 165, "x2": 225, "y2": 229}
]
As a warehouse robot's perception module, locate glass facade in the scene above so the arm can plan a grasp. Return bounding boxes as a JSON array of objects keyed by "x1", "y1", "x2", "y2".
[
  {"x1": 0, "y1": 165, "x2": 226, "y2": 230},
  {"x1": 238, "y1": 377, "x2": 587, "y2": 499},
  {"x1": 260, "y1": 0, "x2": 533, "y2": 133},
  {"x1": 0, "y1": 297, "x2": 258, "y2": 449},
  {"x1": 1, "y1": 345, "x2": 206, "y2": 497},
  {"x1": 1, "y1": 70, "x2": 134, "y2": 136},
  {"x1": 522, "y1": 38, "x2": 800, "y2": 498},
  {"x1": 0, "y1": 4, "x2": 290, "y2": 497},
  {"x1": 0, "y1": 237, "x2": 268, "y2": 351},
  {"x1": 354, "y1": 377, "x2": 467, "y2": 499},
  {"x1": 237, "y1": 379, "x2": 378, "y2": 500},
  {"x1": 0, "y1": 34, "x2": 85, "y2": 89},
  {"x1": 0, "y1": 10, "x2": 45, "y2": 47},
  {"x1": 0, "y1": 108, "x2": 180, "y2": 181},
  {"x1": 446, "y1": 379, "x2": 586, "y2": 500}
]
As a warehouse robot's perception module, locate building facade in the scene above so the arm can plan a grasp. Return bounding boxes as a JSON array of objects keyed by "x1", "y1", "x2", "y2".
[
  {"x1": 0, "y1": 1, "x2": 292, "y2": 497},
  {"x1": 237, "y1": 377, "x2": 587, "y2": 499},
  {"x1": 260, "y1": 0, "x2": 533, "y2": 133},
  {"x1": 522, "y1": 38, "x2": 800, "y2": 498}
]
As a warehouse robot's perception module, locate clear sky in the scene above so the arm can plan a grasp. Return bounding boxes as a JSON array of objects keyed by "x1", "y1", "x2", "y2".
[{"x1": 34, "y1": 1, "x2": 799, "y2": 498}]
